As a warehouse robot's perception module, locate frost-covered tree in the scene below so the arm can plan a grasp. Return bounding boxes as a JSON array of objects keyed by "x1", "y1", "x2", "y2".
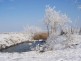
[
  {"x1": 44, "y1": 6, "x2": 71, "y2": 35},
  {"x1": 43, "y1": 6, "x2": 73, "y2": 51}
]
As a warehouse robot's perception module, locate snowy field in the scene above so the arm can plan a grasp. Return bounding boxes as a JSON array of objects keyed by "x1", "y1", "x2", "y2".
[
  {"x1": 0, "y1": 32, "x2": 35, "y2": 49},
  {"x1": 0, "y1": 33, "x2": 81, "y2": 61},
  {"x1": 0, "y1": 48, "x2": 81, "y2": 61}
]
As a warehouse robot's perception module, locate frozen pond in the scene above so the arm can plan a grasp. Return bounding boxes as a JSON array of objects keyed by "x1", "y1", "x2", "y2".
[{"x1": 0, "y1": 41, "x2": 45, "y2": 52}]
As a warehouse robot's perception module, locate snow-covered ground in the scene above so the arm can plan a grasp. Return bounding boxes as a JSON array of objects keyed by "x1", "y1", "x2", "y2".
[
  {"x1": 0, "y1": 33, "x2": 81, "y2": 61},
  {"x1": 0, "y1": 32, "x2": 34, "y2": 49},
  {"x1": 0, "y1": 48, "x2": 81, "y2": 61}
]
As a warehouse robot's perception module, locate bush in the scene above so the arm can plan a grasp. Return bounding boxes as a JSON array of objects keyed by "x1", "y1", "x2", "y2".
[
  {"x1": 32, "y1": 32, "x2": 48, "y2": 40},
  {"x1": 44, "y1": 33, "x2": 67, "y2": 51}
]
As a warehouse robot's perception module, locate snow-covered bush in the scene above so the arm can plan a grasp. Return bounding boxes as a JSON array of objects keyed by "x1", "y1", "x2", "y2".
[
  {"x1": 73, "y1": 28, "x2": 80, "y2": 35},
  {"x1": 44, "y1": 33, "x2": 81, "y2": 51},
  {"x1": 44, "y1": 33, "x2": 67, "y2": 51},
  {"x1": 61, "y1": 25, "x2": 81, "y2": 35}
]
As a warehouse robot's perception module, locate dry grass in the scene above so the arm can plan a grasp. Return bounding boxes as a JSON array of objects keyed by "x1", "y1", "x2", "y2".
[{"x1": 32, "y1": 32, "x2": 48, "y2": 40}]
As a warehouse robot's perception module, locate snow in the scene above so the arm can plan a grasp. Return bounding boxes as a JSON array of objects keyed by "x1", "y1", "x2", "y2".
[
  {"x1": 0, "y1": 48, "x2": 81, "y2": 61},
  {"x1": 0, "y1": 33, "x2": 34, "y2": 49},
  {"x1": 69, "y1": 34, "x2": 81, "y2": 44},
  {"x1": 0, "y1": 32, "x2": 81, "y2": 61}
]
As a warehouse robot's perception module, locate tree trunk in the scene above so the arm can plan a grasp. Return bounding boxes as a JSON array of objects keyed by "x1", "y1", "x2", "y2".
[{"x1": 47, "y1": 25, "x2": 49, "y2": 36}]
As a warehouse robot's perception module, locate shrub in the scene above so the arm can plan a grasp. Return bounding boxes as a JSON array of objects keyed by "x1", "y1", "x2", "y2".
[{"x1": 32, "y1": 32, "x2": 48, "y2": 40}]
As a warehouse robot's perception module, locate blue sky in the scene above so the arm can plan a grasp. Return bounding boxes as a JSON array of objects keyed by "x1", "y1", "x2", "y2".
[{"x1": 0, "y1": 0, "x2": 81, "y2": 32}]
